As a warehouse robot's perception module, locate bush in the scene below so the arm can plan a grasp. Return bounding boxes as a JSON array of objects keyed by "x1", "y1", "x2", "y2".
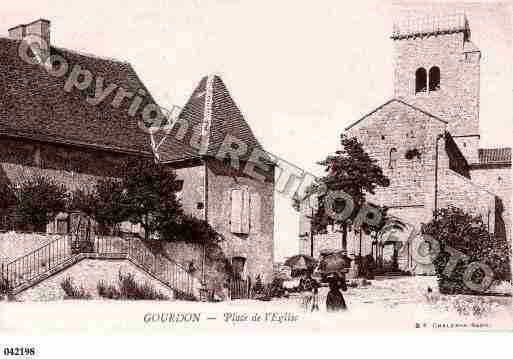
[
  {"x1": 424, "y1": 206, "x2": 511, "y2": 295},
  {"x1": 161, "y1": 214, "x2": 221, "y2": 245},
  {"x1": 60, "y1": 277, "x2": 92, "y2": 299},
  {"x1": 97, "y1": 271, "x2": 169, "y2": 300},
  {"x1": 97, "y1": 280, "x2": 120, "y2": 299}
]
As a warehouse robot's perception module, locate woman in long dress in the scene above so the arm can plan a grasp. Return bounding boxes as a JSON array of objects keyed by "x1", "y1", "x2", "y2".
[{"x1": 326, "y1": 273, "x2": 347, "y2": 312}]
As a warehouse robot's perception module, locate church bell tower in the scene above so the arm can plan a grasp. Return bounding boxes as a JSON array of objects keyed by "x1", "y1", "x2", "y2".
[{"x1": 392, "y1": 14, "x2": 481, "y2": 163}]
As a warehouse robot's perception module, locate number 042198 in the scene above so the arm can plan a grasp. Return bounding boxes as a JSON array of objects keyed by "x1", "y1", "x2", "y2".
[{"x1": 3, "y1": 347, "x2": 36, "y2": 356}]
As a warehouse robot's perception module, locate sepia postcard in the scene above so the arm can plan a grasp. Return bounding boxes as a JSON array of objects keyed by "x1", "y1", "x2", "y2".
[{"x1": 0, "y1": 0, "x2": 512, "y2": 342}]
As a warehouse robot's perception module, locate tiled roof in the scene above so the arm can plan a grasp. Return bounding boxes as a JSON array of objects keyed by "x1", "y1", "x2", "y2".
[
  {"x1": 0, "y1": 37, "x2": 153, "y2": 155},
  {"x1": 478, "y1": 148, "x2": 511, "y2": 165},
  {"x1": 392, "y1": 14, "x2": 469, "y2": 39},
  {"x1": 157, "y1": 75, "x2": 270, "y2": 164}
]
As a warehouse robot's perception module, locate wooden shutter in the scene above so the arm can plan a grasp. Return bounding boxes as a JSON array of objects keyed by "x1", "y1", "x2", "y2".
[
  {"x1": 250, "y1": 192, "x2": 261, "y2": 233},
  {"x1": 230, "y1": 189, "x2": 243, "y2": 233},
  {"x1": 231, "y1": 188, "x2": 251, "y2": 234},
  {"x1": 241, "y1": 189, "x2": 250, "y2": 234}
]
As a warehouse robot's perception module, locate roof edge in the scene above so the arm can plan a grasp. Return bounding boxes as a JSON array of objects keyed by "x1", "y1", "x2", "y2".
[
  {"x1": 345, "y1": 98, "x2": 448, "y2": 131},
  {"x1": 0, "y1": 131, "x2": 153, "y2": 157}
]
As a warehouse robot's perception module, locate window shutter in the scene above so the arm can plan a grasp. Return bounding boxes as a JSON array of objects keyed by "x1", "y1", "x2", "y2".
[
  {"x1": 241, "y1": 189, "x2": 250, "y2": 234},
  {"x1": 230, "y1": 189, "x2": 243, "y2": 233},
  {"x1": 250, "y1": 192, "x2": 261, "y2": 233}
]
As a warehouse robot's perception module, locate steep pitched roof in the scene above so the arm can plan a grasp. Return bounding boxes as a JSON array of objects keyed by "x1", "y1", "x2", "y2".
[
  {"x1": 0, "y1": 37, "x2": 153, "y2": 155},
  {"x1": 157, "y1": 75, "x2": 270, "y2": 164},
  {"x1": 478, "y1": 148, "x2": 511, "y2": 165},
  {"x1": 345, "y1": 98, "x2": 448, "y2": 130}
]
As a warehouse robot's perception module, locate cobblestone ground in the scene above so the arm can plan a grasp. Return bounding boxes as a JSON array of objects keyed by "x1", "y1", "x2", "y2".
[{"x1": 1, "y1": 276, "x2": 511, "y2": 332}]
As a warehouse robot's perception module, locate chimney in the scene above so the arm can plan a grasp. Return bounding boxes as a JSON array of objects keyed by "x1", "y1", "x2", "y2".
[{"x1": 8, "y1": 19, "x2": 51, "y2": 62}]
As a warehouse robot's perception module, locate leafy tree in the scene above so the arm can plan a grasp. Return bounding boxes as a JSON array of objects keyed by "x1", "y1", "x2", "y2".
[
  {"x1": 0, "y1": 181, "x2": 16, "y2": 230},
  {"x1": 311, "y1": 134, "x2": 390, "y2": 251},
  {"x1": 71, "y1": 158, "x2": 220, "y2": 244},
  {"x1": 121, "y1": 159, "x2": 183, "y2": 241},
  {"x1": 0, "y1": 181, "x2": 16, "y2": 211},
  {"x1": 15, "y1": 176, "x2": 68, "y2": 232},
  {"x1": 69, "y1": 180, "x2": 128, "y2": 235},
  {"x1": 424, "y1": 206, "x2": 510, "y2": 294}
]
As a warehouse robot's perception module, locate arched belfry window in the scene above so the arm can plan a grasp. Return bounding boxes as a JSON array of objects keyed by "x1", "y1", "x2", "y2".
[
  {"x1": 415, "y1": 68, "x2": 427, "y2": 93},
  {"x1": 429, "y1": 66, "x2": 440, "y2": 91}
]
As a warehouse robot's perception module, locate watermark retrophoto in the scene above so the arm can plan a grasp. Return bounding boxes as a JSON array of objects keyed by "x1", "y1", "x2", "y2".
[{"x1": 0, "y1": 0, "x2": 511, "y2": 334}]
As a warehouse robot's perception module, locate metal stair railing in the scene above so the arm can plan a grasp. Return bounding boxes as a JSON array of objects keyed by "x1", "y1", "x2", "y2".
[
  {"x1": 96, "y1": 236, "x2": 196, "y2": 298},
  {"x1": 1, "y1": 236, "x2": 72, "y2": 291},
  {"x1": 0, "y1": 234, "x2": 197, "y2": 299}
]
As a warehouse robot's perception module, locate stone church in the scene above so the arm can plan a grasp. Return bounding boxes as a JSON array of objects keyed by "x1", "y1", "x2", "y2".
[{"x1": 298, "y1": 14, "x2": 511, "y2": 274}]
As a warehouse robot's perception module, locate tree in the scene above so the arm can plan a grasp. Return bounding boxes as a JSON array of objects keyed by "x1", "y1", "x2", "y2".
[
  {"x1": 15, "y1": 176, "x2": 68, "y2": 232},
  {"x1": 312, "y1": 134, "x2": 390, "y2": 251},
  {"x1": 71, "y1": 158, "x2": 220, "y2": 245},
  {"x1": 70, "y1": 180, "x2": 128, "y2": 235},
  {"x1": 0, "y1": 181, "x2": 16, "y2": 211},
  {"x1": 121, "y1": 159, "x2": 183, "y2": 241},
  {"x1": 423, "y1": 206, "x2": 510, "y2": 294}
]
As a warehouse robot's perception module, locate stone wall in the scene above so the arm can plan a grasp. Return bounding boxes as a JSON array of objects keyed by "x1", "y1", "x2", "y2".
[
  {"x1": 16, "y1": 257, "x2": 177, "y2": 301},
  {"x1": 0, "y1": 137, "x2": 134, "y2": 189},
  {"x1": 347, "y1": 99, "x2": 448, "y2": 210},
  {"x1": 470, "y1": 166, "x2": 511, "y2": 240},
  {"x1": 205, "y1": 159, "x2": 274, "y2": 284},
  {"x1": 439, "y1": 169, "x2": 496, "y2": 231},
  {"x1": 174, "y1": 164, "x2": 206, "y2": 219},
  {"x1": 393, "y1": 32, "x2": 480, "y2": 145},
  {"x1": 160, "y1": 240, "x2": 230, "y2": 296}
]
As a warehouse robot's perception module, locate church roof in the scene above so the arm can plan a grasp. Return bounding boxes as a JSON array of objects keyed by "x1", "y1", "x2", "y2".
[
  {"x1": 478, "y1": 148, "x2": 511, "y2": 165},
  {"x1": 345, "y1": 98, "x2": 448, "y2": 130},
  {"x1": 156, "y1": 75, "x2": 271, "y2": 164},
  {"x1": 0, "y1": 37, "x2": 153, "y2": 155},
  {"x1": 391, "y1": 14, "x2": 470, "y2": 40}
]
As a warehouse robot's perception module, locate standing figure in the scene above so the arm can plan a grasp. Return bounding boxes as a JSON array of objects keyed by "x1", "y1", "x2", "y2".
[
  {"x1": 299, "y1": 272, "x2": 319, "y2": 312},
  {"x1": 326, "y1": 272, "x2": 347, "y2": 312}
]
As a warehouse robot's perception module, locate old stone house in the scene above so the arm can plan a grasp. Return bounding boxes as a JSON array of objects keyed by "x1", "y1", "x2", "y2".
[
  {"x1": 0, "y1": 19, "x2": 274, "y2": 299},
  {"x1": 298, "y1": 14, "x2": 511, "y2": 274}
]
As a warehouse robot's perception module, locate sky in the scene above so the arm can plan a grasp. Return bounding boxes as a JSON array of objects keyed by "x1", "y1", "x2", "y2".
[{"x1": 2, "y1": 0, "x2": 511, "y2": 261}]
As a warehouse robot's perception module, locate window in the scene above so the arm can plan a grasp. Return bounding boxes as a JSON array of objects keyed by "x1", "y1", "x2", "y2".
[
  {"x1": 230, "y1": 188, "x2": 250, "y2": 234},
  {"x1": 429, "y1": 66, "x2": 440, "y2": 91},
  {"x1": 389, "y1": 147, "x2": 398, "y2": 169},
  {"x1": 415, "y1": 68, "x2": 427, "y2": 93}
]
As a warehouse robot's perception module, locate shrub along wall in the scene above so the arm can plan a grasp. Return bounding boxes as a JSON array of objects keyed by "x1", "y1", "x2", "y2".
[{"x1": 16, "y1": 258, "x2": 177, "y2": 301}]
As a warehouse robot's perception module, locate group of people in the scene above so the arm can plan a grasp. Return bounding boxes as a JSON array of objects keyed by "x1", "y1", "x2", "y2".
[{"x1": 299, "y1": 272, "x2": 348, "y2": 312}]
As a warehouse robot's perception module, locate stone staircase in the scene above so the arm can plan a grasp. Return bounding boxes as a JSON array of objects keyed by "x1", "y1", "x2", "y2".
[{"x1": 1, "y1": 235, "x2": 198, "y2": 300}]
